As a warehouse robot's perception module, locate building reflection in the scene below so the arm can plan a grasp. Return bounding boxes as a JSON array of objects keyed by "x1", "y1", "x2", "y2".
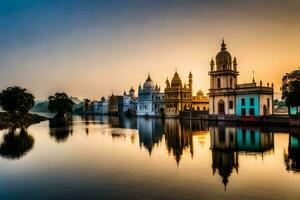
[
  {"x1": 164, "y1": 119, "x2": 193, "y2": 164},
  {"x1": 106, "y1": 116, "x2": 209, "y2": 164},
  {"x1": 49, "y1": 118, "x2": 73, "y2": 143},
  {"x1": 284, "y1": 128, "x2": 300, "y2": 172},
  {"x1": 137, "y1": 118, "x2": 164, "y2": 154},
  {"x1": 210, "y1": 123, "x2": 274, "y2": 189},
  {"x1": 0, "y1": 127, "x2": 34, "y2": 160},
  {"x1": 164, "y1": 119, "x2": 208, "y2": 164}
]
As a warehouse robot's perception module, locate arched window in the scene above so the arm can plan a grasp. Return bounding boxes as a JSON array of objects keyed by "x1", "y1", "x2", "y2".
[
  {"x1": 218, "y1": 99, "x2": 225, "y2": 114},
  {"x1": 217, "y1": 78, "x2": 221, "y2": 89},
  {"x1": 197, "y1": 106, "x2": 200, "y2": 111},
  {"x1": 230, "y1": 78, "x2": 233, "y2": 88}
]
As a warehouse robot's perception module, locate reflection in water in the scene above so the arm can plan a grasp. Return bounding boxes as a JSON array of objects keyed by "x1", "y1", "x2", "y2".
[
  {"x1": 49, "y1": 118, "x2": 73, "y2": 142},
  {"x1": 164, "y1": 119, "x2": 194, "y2": 164},
  {"x1": 0, "y1": 127, "x2": 34, "y2": 160},
  {"x1": 210, "y1": 123, "x2": 274, "y2": 189},
  {"x1": 285, "y1": 128, "x2": 300, "y2": 172},
  {"x1": 137, "y1": 118, "x2": 164, "y2": 154},
  {"x1": 164, "y1": 120, "x2": 209, "y2": 164}
]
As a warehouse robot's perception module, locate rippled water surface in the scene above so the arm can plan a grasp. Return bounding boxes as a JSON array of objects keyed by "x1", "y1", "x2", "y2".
[{"x1": 0, "y1": 115, "x2": 300, "y2": 199}]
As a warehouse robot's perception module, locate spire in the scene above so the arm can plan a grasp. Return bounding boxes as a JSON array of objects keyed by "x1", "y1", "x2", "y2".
[
  {"x1": 189, "y1": 70, "x2": 193, "y2": 78},
  {"x1": 233, "y1": 57, "x2": 237, "y2": 71},
  {"x1": 221, "y1": 38, "x2": 227, "y2": 51},
  {"x1": 210, "y1": 58, "x2": 215, "y2": 71},
  {"x1": 146, "y1": 72, "x2": 152, "y2": 81},
  {"x1": 252, "y1": 70, "x2": 255, "y2": 83}
]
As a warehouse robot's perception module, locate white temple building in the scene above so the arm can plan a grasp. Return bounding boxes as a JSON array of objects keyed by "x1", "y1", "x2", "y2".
[{"x1": 136, "y1": 74, "x2": 164, "y2": 117}]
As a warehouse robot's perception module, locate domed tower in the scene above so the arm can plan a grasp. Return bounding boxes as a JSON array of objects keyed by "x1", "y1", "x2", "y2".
[
  {"x1": 208, "y1": 40, "x2": 239, "y2": 115},
  {"x1": 209, "y1": 40, "x2": 239, "y2": 90}
]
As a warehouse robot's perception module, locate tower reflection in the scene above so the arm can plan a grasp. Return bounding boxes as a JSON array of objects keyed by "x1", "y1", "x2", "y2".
[
  {"x1": 210, "y1": 123, "x2": 274, "y2": 189},
  {"x1": 137, "y1": 118, "x2": 164, "y2": 154}
]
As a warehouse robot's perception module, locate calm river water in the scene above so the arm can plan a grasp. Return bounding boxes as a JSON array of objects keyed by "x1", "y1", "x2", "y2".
[{"x1": 0, "y1": 115, "x2": 300, "y2": 199}]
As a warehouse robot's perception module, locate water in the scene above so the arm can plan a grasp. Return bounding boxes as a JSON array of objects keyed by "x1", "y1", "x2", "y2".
[{"x1": 0, "y1": 115, "x2": 300, "y2": 199}]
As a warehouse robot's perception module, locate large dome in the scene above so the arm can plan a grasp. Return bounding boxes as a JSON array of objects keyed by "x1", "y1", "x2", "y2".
[
  {"x1": 143, "y1": 74, "x2": 155, "y2": 89},
  {"x1": 216, "y1": 40, "x2": 232, "y2": 70}
]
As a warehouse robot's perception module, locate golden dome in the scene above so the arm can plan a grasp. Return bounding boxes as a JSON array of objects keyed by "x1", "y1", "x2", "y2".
[
  {"x1": 197, "y1": 89, "x2": 204, "y2": 96},
  {"x1": 171, "y1": 71, "x2": 182, "y2": 87}
]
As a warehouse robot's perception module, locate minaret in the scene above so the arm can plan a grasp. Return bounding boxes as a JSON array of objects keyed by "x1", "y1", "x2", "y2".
[
  {"x1": 233, "y1": 57, "x2": 237, "y2": 71},
  {"x1": 166, "y1": 78, "x2": 170, "y2": 88},
  {"x1": 188, "y1": 71, "x2": 193, "y2": 93},
  {"x1": 210, "y1": 58, "x2": 215, "y2": 72}
]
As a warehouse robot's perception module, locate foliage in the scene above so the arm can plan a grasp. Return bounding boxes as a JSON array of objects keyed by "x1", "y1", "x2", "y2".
[
  {"x1": 0, "y1": 86, "x2": 35, "y2": 114},
  {"x1": 273, "y1": 99, "x2": 286, "y2": 108},
  {"x1": 281, "y1": 70, "x2": 300, "y2": 107},
  {"x1": 48, "y1": 92, "x2": 75, "y2": 116}
]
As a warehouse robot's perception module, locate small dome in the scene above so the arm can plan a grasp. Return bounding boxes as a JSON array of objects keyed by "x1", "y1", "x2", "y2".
[
  {"x1": 143, "y1": 74, "x2": 155, "y2": 89},
  {"x1": 171, "y1": 71, "x2": 182, "y2": 87},
  {"x1": 129, "y1": 86, "x2": 135, "y2": 92},
  {"x1": 197, "y1": 90, "x2": 204, "y2": 96},
  {"x1": 216, "y1": 40, "x2": 232, "y2": 70}
]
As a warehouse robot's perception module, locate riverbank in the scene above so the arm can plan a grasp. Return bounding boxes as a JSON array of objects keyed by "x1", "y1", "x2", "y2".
[{"x1": 0, "y1": 112, "x2": 48, "y2": 130}]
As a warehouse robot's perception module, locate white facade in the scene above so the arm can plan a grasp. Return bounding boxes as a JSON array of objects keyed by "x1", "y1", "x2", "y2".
[{"x1": 137, "y1": 74, "x2": 164, "y2": 116}]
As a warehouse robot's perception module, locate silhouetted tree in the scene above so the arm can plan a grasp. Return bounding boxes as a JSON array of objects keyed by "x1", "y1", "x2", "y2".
[
  {"x1": 281, "y1": 70, "x2": 300, "y2": 114},
  {"x1": 0, "y1": 86, "x2": 35, "y2": 114},
  {"x1": 48, "y1": 92, "x2": 74, "y2": 118}
]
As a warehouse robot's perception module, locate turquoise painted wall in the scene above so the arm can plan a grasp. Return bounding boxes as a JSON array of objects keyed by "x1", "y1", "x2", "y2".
[
  {"x1": 236, "y1": 128, "x2": 261, "y2": 151},
  {"x1": 236, "y1": 94, "x2": 259, "y2": 116},
  {"x1": 289, "y1": 106, "x2": 298, "y2": 115}
]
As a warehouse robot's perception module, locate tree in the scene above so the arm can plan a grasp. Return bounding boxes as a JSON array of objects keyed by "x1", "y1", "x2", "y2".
[
  {"x1": 48, "y1": 92, "x2": 75, "y2": 118},
  {"x1": 281, "y1": 69, "x2": 300, "y2": 115},
  {"x1": 0, "y1": 86, "x2": 35, "y2": 114}
]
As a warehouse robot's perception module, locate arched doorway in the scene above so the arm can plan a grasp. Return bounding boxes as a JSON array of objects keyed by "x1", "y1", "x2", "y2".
[{"x1": 218, "y1": 100, "x2": 225, "y2": 115}]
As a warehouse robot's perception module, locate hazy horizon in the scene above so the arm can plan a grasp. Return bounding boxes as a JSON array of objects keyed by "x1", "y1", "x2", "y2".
[{"x1": 1, "y1": 0, "x2": 300, "y2": 100}]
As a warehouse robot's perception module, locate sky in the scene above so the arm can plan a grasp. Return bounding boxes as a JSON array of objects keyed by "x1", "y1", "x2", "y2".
[{"x1": 0, "y1": 0, "x2": 300, "y2": 100}]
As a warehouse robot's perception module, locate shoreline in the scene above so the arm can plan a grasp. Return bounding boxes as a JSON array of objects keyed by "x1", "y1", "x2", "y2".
[{"x1": 0, "y1": 112, "x2": 48, "y2": 130}]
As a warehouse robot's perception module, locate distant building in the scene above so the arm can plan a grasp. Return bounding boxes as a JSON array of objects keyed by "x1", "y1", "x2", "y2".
[
  {"x1": 208, "y1": 40, "x2": 273, "y2": 117},
  {"x1": 84, "y1": 99, "x2": 91, "y2": 112},
  {"x1": 108, "y1": 94, "x2": 118, "y2": 115},
  {"x1": 192, "y1": 90, "x2": 209, "y2": 111},
  {"x1": 164, "y1": 71, "x2": 193, "y2": 117},
  {"x1": 117, "y1": 92, "x2": 131, "y2": 114},
  {"x1": 137, "y1": 74, "x2": 164, "y2": 117},
  {"x1": 90, "y1": 97, "x2": 109, "y2": 115}
]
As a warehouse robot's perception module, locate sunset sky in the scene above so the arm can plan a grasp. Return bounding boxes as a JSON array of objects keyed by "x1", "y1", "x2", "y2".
[{"x1": 0, "y1": 0, "x2": 299, "y2": 100}]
